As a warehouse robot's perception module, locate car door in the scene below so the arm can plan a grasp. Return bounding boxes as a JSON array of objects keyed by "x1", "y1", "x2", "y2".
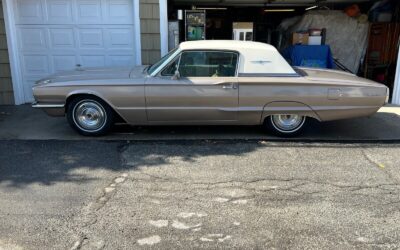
[{"x1": 145, "y1": 50, "x2": 239, "y2": 124}]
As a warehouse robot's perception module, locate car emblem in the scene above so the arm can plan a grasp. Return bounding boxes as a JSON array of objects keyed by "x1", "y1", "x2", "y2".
[{"x1": 251, "y1": 60, "x2": 271, "y2": 64}]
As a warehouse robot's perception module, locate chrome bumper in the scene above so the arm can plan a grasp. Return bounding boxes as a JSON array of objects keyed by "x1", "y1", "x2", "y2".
[{"x1": 32, "y1": 102, "x2": 65, "y2": 116}]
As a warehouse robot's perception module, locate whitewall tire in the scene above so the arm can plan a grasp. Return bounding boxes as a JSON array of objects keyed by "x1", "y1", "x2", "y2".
[
  {"x1": 67, "y1": 96, "x2": 114, "y2": 136},
  {"x1": 265, "y1": 114, "x2": 307, "y2": 137}
]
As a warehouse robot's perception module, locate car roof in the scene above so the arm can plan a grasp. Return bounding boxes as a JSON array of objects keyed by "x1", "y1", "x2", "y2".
[
  {"x1": 179, "y1": 40, "x2": 276, "y2": 52},
  {"x1": 178, "y1": 40, "x2": 297, "y2": 76}
]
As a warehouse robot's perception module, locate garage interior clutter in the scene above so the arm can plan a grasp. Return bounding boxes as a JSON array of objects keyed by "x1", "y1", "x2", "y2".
[{"x1": 168, "y1": 0, "x2": 400, "y2": 101}]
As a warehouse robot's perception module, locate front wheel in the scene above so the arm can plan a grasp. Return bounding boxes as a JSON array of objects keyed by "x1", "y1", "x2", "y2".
[
  {"x1": 67, "y1": 97, "x2": 114, "y2": 136},
  {"x1": 264, "y1": 114, "x2": 307, "y2": 137}
]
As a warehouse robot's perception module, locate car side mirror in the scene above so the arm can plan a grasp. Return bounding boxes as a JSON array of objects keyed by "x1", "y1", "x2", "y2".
[{"x1": 171, "y1": 70, "x2": 180, "y2": 80}]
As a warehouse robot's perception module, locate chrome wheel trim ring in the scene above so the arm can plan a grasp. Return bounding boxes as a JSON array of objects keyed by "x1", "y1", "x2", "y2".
[
  {"x1": 270, "y1": 114, "x2": 305, "y2": 133},
  {"x1": 72, "y1": 100, "x2": 107, "y2": 133}
]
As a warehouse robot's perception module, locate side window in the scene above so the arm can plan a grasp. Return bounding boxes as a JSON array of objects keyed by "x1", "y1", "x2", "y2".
[
  {"x1": 161, "y1": 56, "x2": 180, "y2": 76},
  {"x1": 178, "y1": 51, "x2": 238, "y2": 77}
]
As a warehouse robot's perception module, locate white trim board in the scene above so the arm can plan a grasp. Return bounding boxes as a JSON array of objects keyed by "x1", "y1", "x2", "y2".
[
  {"x1": 133, "y1": 0, "x2": 142, "y2": 65},
  {"x1": 159, "y1": 0, "x2": 168, "y2": 57},
  {"x1": 392, "y1": 47, "x2": 400, "y2": 105},
  {"x1": 2, "y1": 0, "x2": 24, "y2": 105}
]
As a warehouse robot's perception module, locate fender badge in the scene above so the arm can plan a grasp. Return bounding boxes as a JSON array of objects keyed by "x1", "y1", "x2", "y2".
[{"x1": 251, "y1": 60, "x2": 271, "y2": 65}]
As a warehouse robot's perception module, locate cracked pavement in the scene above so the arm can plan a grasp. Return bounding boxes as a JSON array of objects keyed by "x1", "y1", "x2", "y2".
[{"x1": 1, "y1": 141, "x2": 400, "y2": 249}]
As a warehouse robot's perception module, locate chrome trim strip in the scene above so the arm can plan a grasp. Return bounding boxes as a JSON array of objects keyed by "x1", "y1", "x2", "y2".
[
  {"x1": 238, "y1": 73, "x2": 300, "y2": 77},
  {"x1": 32, "y1": 102, "x2": 65, "y2": 108},
  {"x1": 151, "y1": 48, "x2": 182, "y2": 77}
]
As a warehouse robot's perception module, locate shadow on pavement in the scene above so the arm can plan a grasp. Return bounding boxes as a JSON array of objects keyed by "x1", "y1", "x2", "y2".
[
  {"x1": 0, "y1": 140, "x2": 268, "y2": 188},
  {"x1": 2, "y1": 138, "x2": 400, "y2": 188}
]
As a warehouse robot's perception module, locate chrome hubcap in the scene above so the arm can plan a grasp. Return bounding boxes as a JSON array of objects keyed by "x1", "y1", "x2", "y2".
[
  {"x1": 271, "y1": 114, "x2": 304, "y2": 132},
  {"x1": 73, "y1": 101, "x2": 106, "y2": 131}
]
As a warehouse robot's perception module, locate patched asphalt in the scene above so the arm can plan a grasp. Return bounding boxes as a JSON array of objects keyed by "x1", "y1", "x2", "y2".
[{"x1": 1, "y1": 140, "x2": 400, "y2": 249}]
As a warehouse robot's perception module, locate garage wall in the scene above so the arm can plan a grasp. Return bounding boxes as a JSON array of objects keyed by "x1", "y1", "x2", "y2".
[
  {"x1": 140, "y1": 0, "x2": 161, "y2": 65},
  {"x1": 0, "y1": 0, "x2": 13, "y2": 105}
]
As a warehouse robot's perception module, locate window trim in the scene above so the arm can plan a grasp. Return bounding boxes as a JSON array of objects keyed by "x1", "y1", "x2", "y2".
[
  {"x1": 158, "y1": 49, "x2": 240, "y2": 78},
  {"x1": 160, "y1": 53, "x2": 182, "y2": 76}
]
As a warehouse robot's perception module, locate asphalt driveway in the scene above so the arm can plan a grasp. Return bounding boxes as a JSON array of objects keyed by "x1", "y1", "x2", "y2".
[{"x1": 1, "y1": 140, "x2": 400, "y2": 249}]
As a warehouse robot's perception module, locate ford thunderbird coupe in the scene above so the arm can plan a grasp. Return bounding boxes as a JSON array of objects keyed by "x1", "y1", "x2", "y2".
[{"x1": 32, "y1": 40, "x2": 389, "y2": 137}]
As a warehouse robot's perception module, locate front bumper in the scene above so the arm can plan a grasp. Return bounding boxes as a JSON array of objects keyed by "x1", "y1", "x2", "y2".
[{"x1": 32, "y1": 102, "x2": 65, "y2": 117}]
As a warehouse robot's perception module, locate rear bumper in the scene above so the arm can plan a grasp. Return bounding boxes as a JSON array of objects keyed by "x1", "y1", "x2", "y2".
[{"x1": 32, "y1": 102, "x2": 65, "y2": 117}]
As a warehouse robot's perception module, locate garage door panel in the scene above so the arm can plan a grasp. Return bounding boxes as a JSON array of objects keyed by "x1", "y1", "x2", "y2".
[
  {"x1": 107, "y1": 28, "x2": 134, "y2": 48},
  {"x1": 49, "y1": 28, "x2": 76, "y2": 49},
  {"x1": 106, "y1": 0, "x2": 133, "y2": 24},
  {"x1": 16, "y1": 0, "x2": 134, "y2": 25},
  {"x1": 53, "y1": 55, "x2": 78, "y2": 72},
  {"x1": 16, "y1": 0, "x2": 44, "y2": 24},
  {"x1": 76, "y1": 0, "x2": 103, "y2": 24},
  {"x1": 81, "y1": 55, "x2": 106, "y2": 67},
  {"x1": 46, "y1": 0, "x2": 74, "y2": 24},
  {"x1": 78, "y1": 28, "x2": 104, "y2": 48},
  {"x1": 18, "y1": 27, "x2": 48, "y2": 50},
  {"x1": 22, "y1": 55, "x2": 50, "y2": 75},
  {"x1": 107, "y1": 55, "x2": 135, "y2": 67}
]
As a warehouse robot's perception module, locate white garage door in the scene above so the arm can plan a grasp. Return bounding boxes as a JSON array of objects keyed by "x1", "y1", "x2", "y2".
[{"x1": 14, "y1": 0, "x2": 137, "y2": 103}]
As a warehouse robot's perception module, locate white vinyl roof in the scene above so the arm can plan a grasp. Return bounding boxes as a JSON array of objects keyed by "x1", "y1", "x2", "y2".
[
  {"x1": 180, "y1": 40, "x2": 276, "y2": 51},
  {"x1": 173, "y1": 0, "x2": 369, "y2": 6},
  {"x1": 179, "y1": 40, "x2": 297, "y2": 75}
]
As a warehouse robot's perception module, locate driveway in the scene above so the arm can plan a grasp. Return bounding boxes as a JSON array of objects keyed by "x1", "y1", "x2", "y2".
[{"x1": 1, "y1": 140, "x2": 400, "y2": 249}]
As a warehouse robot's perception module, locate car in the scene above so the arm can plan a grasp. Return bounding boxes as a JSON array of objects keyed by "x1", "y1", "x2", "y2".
[{"x1": 32, "y1": 40, "x2": 389, "y2": 137}]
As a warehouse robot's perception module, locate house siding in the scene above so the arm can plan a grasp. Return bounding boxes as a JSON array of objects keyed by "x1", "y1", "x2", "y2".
[
  {"x1": 0, "y1": 0, "x2": 13, "y2": 105},
  {"x1": 140, "y1": 0, "x2": 161, "y2": 65}
]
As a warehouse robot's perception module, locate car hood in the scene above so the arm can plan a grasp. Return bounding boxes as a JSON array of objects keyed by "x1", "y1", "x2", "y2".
[
  {"x1": 299, "y1": 67, "x2": 385, "y2": 88},
  {"x1": 40, "y1": 66, "x2": 148, "y2": 83}
]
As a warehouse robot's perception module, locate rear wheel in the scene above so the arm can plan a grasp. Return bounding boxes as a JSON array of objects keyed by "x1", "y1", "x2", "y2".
[
  {"x1": 265, "y1": 114, "x2": 307, "y2": 137},
  {"x1": 67, "y1": 96, "x2": 114, "y2": 136}
]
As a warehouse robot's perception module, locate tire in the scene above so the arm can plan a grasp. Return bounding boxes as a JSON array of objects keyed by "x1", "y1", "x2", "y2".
[
  {"x1": 67, "y1": 96, "x2": 114, "y2": 136},
  {"x1": 264, "y1": 114, "x2": 307, "y2": 137}
]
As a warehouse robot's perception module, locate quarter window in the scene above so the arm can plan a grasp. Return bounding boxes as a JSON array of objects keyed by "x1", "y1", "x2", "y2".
[
  {"x1": 178, "y1": 51, "x2": 238, "y2": 77},
  {"x1": 161, "y1": 57, "x2": 179, "y2": 76}
]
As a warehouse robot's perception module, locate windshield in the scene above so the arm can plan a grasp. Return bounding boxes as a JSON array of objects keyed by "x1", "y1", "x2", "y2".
[{"x1": 147, "y1": 48, "x2": 178, "y2": 75}]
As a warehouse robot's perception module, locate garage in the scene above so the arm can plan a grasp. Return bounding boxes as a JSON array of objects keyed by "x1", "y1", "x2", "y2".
[
  {"x1": 2, "y1": 0, "x2": 140, "y2": 103},
  {"x1": 163, "y1": 0, "x2": 400, "y2": 104}
]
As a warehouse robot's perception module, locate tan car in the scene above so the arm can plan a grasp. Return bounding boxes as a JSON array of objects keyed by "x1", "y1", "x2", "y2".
[{"x1": 32, "y1": 40, "x2": 389, "y2": 136}]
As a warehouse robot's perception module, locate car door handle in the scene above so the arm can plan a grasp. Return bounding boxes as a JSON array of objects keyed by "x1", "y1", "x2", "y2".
[{"x1": 222, "y1": 83, "x2": 237, "y2": 89}]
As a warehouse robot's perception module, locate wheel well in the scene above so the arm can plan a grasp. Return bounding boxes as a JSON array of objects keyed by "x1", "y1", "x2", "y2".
[
  {"x1": 65, "y1": 94, "x2": 126, "y2": 123},
  {"x1": 263, "y1": 115, "x2": 319, "y2": 125}
]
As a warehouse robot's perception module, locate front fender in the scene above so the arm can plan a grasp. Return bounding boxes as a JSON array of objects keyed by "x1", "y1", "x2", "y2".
[
  {"x1": 66, "y1": 89, "x2": 117, "y2": 109},
  {"x1": 260, "y1": 101, "x2": 321, "y2": 123}
]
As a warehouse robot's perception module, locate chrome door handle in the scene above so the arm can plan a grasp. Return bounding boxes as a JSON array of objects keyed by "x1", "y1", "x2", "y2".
[{"x1": 222, "y1": 83, "x2": 237, "y2": 89}]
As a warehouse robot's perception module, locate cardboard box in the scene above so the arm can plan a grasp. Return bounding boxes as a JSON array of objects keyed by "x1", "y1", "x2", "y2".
[
  {"x1": 292, "y1": 33, "x2": 309, "y2": 45},
  {"x1": 308, "y1": 36, "x2": 322, "y2": 45}
]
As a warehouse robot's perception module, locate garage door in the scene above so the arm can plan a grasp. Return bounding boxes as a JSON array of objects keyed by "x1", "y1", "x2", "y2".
[{"x1": 14, "y1": 0, "x2": 137, "y2": 103}]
